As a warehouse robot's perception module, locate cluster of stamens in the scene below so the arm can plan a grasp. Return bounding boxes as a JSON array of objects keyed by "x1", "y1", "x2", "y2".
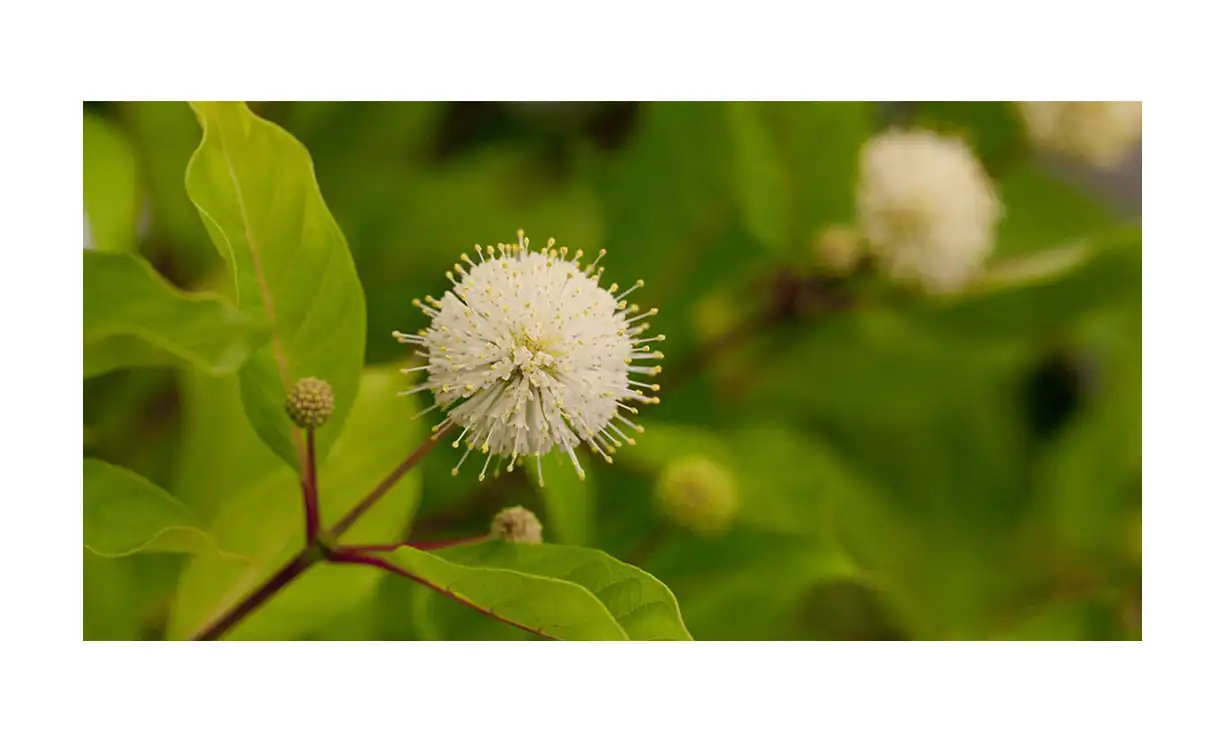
[{"x1": 393, "y1": 230, "x2": 663, "y2": 486}]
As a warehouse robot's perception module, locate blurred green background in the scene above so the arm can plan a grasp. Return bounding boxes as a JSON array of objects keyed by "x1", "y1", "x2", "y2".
[{"x1": 83, "y1": 101, "x2": 1141, "y2": 640}]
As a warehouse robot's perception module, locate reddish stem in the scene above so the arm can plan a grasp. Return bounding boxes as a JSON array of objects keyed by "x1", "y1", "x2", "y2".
[
  {"x1": 329, "y1": 548, "x2": 551, "y2": 640},
  {"x1": 302, "y1": 428, "x2": 320, "y2": 542},
  {"x1": 192, "y1": 547, "x2": 321, "y2": 640},
  {"x1": 345, "y1": 535, "x2": 489, "y2": 552},
  {"x1": 328, "y1": 431, "x2": 448, "y2": 540}
]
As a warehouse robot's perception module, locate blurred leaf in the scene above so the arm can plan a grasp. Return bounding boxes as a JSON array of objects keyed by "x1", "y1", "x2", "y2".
[
  {"x1": 173, "y1": 370, "x2": 285, "y2": 520},
  {"x1": 592, "y1": 103, "x2": 734, "y2": 308},
  {"x1": 618, "y1": 422, "x2": 871, "y2": 537},
  {"x1": 84, "y1": 110, "x2": 141, "y2": 252},
  {"x1": 646, "y1": 530, "x2": 860, "y2": 640},
  {"x1": 185, "y1": 101, "x2": 366, "y2": 471},
  {"x1": 994, "y1": 163, "x2": 1123, "y2": 258},
  {"x1": 525, "y1": 450, "x2": 594, "y2": 545},
  {"x1": 167, "y1": 368, "x2": 422, "y2": 640},
  {"x1": 741, "y1": 309, "x2": 1034, "y2": 424},
  {"x1": 386, "y1": 546, "x2": 627, "y2": 640},
  {"x1": 84, "y1": 251, "x2": 268, "y2": 378},
  {"x1": 435, "y1": 540, "x2": 691, "y2": 640},
  {"x1": 728, "y1": 102, "x2": 872, "y2": 256},
  {"x1": 84, "y1": 459, "x2": 225, "y2": 557},
  {"x1": 119, "y1": 102, "x2": 221, "y2": 277},
  {"x1": 84, "y1": 551, "x2": 142, "y2": 639},
  {"x1": 915, "y1": 102, "x2": 1028, "y2": 176},
  {"x1": 917, "y1": 227, "x2": 1142, "y2": 340}
]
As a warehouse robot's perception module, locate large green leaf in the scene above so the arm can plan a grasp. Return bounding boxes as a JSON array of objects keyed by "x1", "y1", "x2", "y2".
[
  {"x1": 84, "y1": 459, "x2": 225, "y2": 557},
  {"x1": 167, "y1": 367, "x2": 422, "y2": 640},
  {"x1": 173, "y1": 371, "x2": 287, "y2": 521},
  {"x1": 185, "y1": 101, "x2": 366, "y2": 471},
  {"x1": 84, "y1": 110, "x2": 141, "y2": 252},
  {"x1": 728, "y1": 102, "x2": 872, "y2": 256},
  {"x1": 432, "y1": 540, "x2": 691, "y2": 640},
  {"x1": 83, "y1": 251, "x2": 268, "y2": 378},
  {"x1": 385, "y1": 547, "x2": 626, "y2": 640}
]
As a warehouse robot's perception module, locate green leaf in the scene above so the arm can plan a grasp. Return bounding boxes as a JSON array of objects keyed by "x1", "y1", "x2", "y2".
[
  {"x1": 591, "y1": 103, "x2": 734, "y2": 308},
  {"x1": 84, "y1": 251, "x2": 269, "y2": 378},
  {"x1": 84, "y1": 111, "x2": 141, "y2": 252},
  {"x1": 173, "y1": 370, "x2": 286, "y2": 521},
  {"x1": 916, "y1": 228, "x2": 1142, "y2": 340},
  {"x1": 728, "y1": 102, "x2": 873, "y2": 256},
  {"x1": 524, "y1": 450, "x2": 594, "y2": 546},
  {"x1": 993, "y1": 163, "x2": 1122, "y2": 258},
  {"x1": 914, "y1": 102, "x2": 1028, "y2": 177},
  {"x1": 167, "y1": 367, "x2": 422, "y2": 640},
  {"x1": 385, "y1": 546, "x2": 625, "y2": 641},
  {"x1": 84, "y1": 459, "x2": 225, "y2": 557},
  {"x1": 185, "y1": 101, "x2": 366, "y2": 471},
  {"x1": 433, "y1": 540, "x2": 692, "y2": 640},
  {"x1": 740, "y1": 309, "x2": 1034, "y2": 423}
]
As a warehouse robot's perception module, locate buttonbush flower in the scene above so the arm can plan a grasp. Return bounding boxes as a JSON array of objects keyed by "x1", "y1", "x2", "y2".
[
  {"x1": 857, "y1": 128, "x2": 1003, "y2": 293},
  {"x1": 1018, "y1": 101, "x2": 1142, "y2": 169},
  {"x1": 395, "y1": 231, "x2": 663, "y2": 484}
]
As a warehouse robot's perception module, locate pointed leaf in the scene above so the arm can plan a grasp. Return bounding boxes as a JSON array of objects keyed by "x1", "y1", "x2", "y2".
[
  {"x1": 84, "y1": 251, "x2": 268, "y2": 378},
  {"x1": 84, "y1": 459, "x2": 225, "y2": 557},
  {"x1": 387, "y1": 546, "x2": 628, "y2": 641},
  {"x1": 185, "y1": 101, "x2": 366, "y2": 471},
  {"x1": 433, "y1": 540, "x2": 692, "y2": 640}
]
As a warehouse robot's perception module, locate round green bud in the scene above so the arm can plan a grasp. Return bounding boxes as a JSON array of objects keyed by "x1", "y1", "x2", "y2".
[
  {"x1": 490, "y1": 505, "x2": 543, "y2": 544},
  {"x1": 285, "y1": 377, "x2": 334, "y2": 430},
  {"x1": 655, "y1": 456, "x2": 739, "y2": 537},
  {"x1": 813, "y1": 224, "x2": 863, "y2": 276}
]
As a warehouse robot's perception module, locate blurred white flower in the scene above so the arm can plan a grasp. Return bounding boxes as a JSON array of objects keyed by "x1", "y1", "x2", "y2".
[
  {"x1": 1018, "y1": 101, "x2": 1142, "y2": 169},
  {"x1": 490, "y1": 505, "x2": 543, "y2": 544},
  {"x1": 857, "y1": 128, "x2": 1003, "y2": 292},
  {"x1": 396, "y1": 231, "x2": 663, "y2": 484}
]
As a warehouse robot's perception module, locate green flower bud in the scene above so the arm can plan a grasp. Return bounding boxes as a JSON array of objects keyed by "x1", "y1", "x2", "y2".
[
  {"x1": 655, "y1": 456, "x2": 739, "y2": 537},
  {"x1": 285, "y1": 377, "x2": 334, "y2": 430},
  {"x1": 490, "y1": 505, "x2": 543, "y2": 544},
  {"x1": 813, "y1": 224, "x2": 863, "y2": 276}
]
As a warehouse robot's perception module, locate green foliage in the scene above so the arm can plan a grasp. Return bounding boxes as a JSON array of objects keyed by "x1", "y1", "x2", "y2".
[
  {"x1": 82, "y1": 101, "x2": 1140, "y2": 641},
  {"x1": 84, "y1": 459, "x2": 223, "y2": 557},
  {"x1": 184, "y1": 101, "x2": 366, "y2": 471},
  {"x1": 435, "y1": 540, "x2": 691, "y2": 639},
  {"x1": 84, "y1": 251, "x2": 268, "y2": 378},
  {"x1": 389, "y1": 540, "x2": 690, "y2": 640},
  {"x1": 525, "y1": 450, "x2": 595, "y2": 546},
  {"x1": 729, "y1": 102, "x2": 872, "y2": 256},
  {"x1": 83, "y1": 110, "x2": 141, "y2": 252},
  {"x1": 167, "y1": 368, "x2": 423, "y2": 639}
]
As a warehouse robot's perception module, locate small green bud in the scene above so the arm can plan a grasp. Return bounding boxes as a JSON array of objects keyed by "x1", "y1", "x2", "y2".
[
  {"x1": 286, "y1": 377, "x2": 334, "y2": 430},
  {"x1": 490, "y1": 505, "x2": 543, "y2": 544},
  {"x1": 655, "y1": 456, "x2": 739, "y2": 537},
  {"x1": 813, "y1": 224, "x2": 863, "y2": 276}
]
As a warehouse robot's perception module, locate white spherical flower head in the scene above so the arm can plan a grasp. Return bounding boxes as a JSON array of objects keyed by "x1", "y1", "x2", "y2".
[
  {"x1": 1018, "y1": 101, "x2": 1142, "y2": 169},
  {"x1": 858, "y1": 128, "x2": 1003, "y2": 293},
  {"x1": 394, "y1": 231, "x2": 663, "y2": 484}
]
